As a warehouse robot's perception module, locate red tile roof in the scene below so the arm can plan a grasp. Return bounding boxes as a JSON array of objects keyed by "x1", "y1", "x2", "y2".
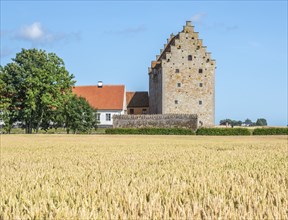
[{"x1": 73, "y1": 85, "x2": 125, "y2": 110}]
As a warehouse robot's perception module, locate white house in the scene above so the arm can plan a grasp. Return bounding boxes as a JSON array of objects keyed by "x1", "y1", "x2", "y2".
[{"x1": 73, "y1": 82, "x2": 126, "y2": 127}]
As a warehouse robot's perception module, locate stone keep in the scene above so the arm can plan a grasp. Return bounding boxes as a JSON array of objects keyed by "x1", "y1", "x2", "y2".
[{"x1": 148, "y1": 21, "x2": 216, "y2": 127}]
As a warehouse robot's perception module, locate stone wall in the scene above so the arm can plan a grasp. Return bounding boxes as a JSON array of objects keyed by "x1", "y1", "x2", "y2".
[{"x1": 113, "y1": 114, "x2": 198, "y2": 130}]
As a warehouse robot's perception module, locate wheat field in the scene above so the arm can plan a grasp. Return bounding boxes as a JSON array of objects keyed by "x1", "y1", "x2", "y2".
[{"x1": 1, "y1": 135, "x2": 287, "y2": 219}]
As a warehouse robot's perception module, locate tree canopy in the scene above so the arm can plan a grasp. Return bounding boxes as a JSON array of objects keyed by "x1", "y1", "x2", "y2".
[
  {"x1": 1, "y1": 49, "x2": 77, "y2": 133},
  {"x1": 256, "y1": 118, "x2": 268, "y2": 126},
  {"x1": 65, "y1": 95, "x2": 97, "y2": 134}
]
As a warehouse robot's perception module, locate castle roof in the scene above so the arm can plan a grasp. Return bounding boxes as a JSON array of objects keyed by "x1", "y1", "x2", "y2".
[
  {"x1": 126, "y1": 92, "x2": 149, "y2": 108},
  {"x1": 72, "y1": 85, "x2": 125, "y2": 110},
  {"x1": 148, "y1": 21, "x2": 216, "y2": 74}
]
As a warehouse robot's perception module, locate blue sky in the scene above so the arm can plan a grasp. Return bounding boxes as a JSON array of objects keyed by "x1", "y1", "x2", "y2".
[{"x1": 1, "y1": 1, "x2": 287, "y2": 125}]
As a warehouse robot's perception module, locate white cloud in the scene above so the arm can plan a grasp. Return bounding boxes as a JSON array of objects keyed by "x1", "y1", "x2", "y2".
[
  {"x1": 191, "y1": 13, "x2": 207, "y2": 24},
  {"x1": 19, "y1": 22, "x2": 44, "y2": 40},
  {"x1": 13, "y1": 22, "x2": 81, "y2": 45}
]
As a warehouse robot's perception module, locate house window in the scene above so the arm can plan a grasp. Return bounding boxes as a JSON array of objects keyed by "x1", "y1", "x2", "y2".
[
  {"x1": 206, "y1": 59, "x2": 210, "y2": 63},
  {"x1": 106, "y1": 113, "x2": 111, "y2": 121},
  {"x1": 175, "y1": 69, "x2": 179, "y2": 73},
  {"x1": 199, "y1": 100, "x2": 202, "y2": 105},
  {"x1": 199, "y1": 83, "x2": 203, "y2": 87},
  {"x1": 199, "y1": 69, "x2": 203, "y2": 73},
  {"x1": 142, "y1": 109, "x2": 147, "y2": 114},
  {"x1": 96, "y1": 113, "x2": 101, "y2": 121},
  {"x1": 175, "y1": 100, "x2": 178, "y2": 104},
  {"x1": 177, "y1": 83, "x2": 181, "y2": 87},
  {"x1": 188, "y1": 55, "x2": 192, "y2": 61},
  {"x1": 129, "y1": 109, "x2": 134, "y2": 114}
]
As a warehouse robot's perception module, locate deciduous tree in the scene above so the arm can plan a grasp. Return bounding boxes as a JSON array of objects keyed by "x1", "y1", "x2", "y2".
[
  {"x1": 64, "y1": 95, "x2": 97, "y2": 134},
  {"x1": 2, "y1": 49, "x2": 75, "y2": 133}
]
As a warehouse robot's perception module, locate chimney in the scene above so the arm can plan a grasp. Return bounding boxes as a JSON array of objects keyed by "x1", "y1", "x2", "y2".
[
  {"x1": 97, "y1": 81, "x2": 103, "y2": 88},
  {"x1": 186, "y1": 21, "x2": 191, "y2": 26}
]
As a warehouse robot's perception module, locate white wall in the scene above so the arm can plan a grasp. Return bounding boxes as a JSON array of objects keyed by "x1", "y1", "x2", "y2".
[{"x1": 97, "y1": 110, "x2": 124, "y2": 127}]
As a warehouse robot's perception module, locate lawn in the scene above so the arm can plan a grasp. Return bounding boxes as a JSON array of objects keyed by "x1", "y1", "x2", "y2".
[{"x1": 1, "y1": 135, "x2": 287, "y2": 219}]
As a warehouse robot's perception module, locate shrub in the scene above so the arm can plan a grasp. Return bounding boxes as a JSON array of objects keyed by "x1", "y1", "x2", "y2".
[
  {"x1": 196, "y1": 128, "x2": 251, "y2": 136},
  {"x1": 105, "y1": 127, "x2": 195, "y2": 135},
  {"x1": 252, "y1": 127, "x2": 288, "y2": 135}
]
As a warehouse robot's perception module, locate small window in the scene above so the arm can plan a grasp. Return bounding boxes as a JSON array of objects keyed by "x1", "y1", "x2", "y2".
[
  {"x1": 199, "y1": 101, "x2": 202, "y2": 105},
  {"x1": 175, "y1": 69, "x2": 179, "y2": 73},
  {"x1": 199, "y1": 83, "x2": 203, "y2": 87},
  {"x1": 129, "y1": 109, "x2": 134, "y2": 114},
  {"x1": 177, "y1": 83, "x2": 181, "y2": 87},
  {"x1": 199, "y1": 69, "x2": 203, "y2": 73},
  {"x1": 175, "y1": 100, "x2": 178, "y2": 104},
  {"x1": 142, "y1": 109, "x2": 147, "y2": 114},
  {"x1": 106, "y1": 113, "x2": 111, "y2": 121},
  {"x1": 206, "y1": 59, "x2": 210, "y2": 63},
  {"x1": 96, "y1": 113, "x2": 101, "y2": 121},
  {"x1": 188, "y1": 55, "x2": 192, "y2": 61}
]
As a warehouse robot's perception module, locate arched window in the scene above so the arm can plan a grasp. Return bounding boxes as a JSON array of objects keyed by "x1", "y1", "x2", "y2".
[{"x1": 188, "y1": 55, "x2": 192, "y2": 61}]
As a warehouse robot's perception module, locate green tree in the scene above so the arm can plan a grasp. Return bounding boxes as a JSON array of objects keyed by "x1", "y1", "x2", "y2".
[
  {"x1": 219, "y1": 119, "x2": 232, "y2": 126},
  {"x1": 256, "y1": 118, "x2": 267, "y2": 126},
  {"x1": 2, "y1": 49, "x2": 75, "y2": 133},
  {"x1": 64, "y1": 95, "x2": 97, "y2": 134},
  {"x1": 0, "y1": 66, "x2": 18, "y2": 133},
  {"x1": 244, "y1": 118, "x2": 252, "y2": 126}
]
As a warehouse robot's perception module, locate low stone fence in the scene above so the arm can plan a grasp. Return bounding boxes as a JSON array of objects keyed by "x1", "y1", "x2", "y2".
[{"x1": 113, "y1": 114, "x2": 198, "y2": 130}]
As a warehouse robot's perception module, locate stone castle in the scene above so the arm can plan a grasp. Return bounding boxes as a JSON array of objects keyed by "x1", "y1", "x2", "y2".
[
  {"x1": 148, "y1": 21, "x2": 216, "y2": 127},
  {"x1": 73, "y1": 21, "x2": 216, "y2": 128}
]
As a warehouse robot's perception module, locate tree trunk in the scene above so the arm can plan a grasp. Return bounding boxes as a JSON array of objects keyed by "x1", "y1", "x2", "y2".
[{"x1": 35, "y1": 111, "x2": 44, "y2": 134}]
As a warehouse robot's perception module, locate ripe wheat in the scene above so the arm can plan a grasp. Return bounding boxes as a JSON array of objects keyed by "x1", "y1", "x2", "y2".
[{"x1": 1, "y1": 135, "x2": 287, "y2": 219}]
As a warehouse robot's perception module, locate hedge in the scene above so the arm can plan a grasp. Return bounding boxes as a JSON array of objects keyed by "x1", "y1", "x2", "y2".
[
  {"x1": 196, "y1": 128, "x2": 251, "y2": 136},
  {"x1": 105, "y1": 127, "x2": 195, "y2": 135},
  {"x1": 252, "y1": 128, "x2": 288, "y2": 135}
]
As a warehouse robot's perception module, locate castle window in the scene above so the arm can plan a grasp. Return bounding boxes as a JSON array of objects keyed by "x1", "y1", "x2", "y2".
[
  {"x1": 199, "y1": 101, "x2": 202, "y2": 105},
  {"x1": 177, "y1": 83, "x2": 181, "y2": 87},
  {"x1": 199, "y1": 83, "x2": 203, "y2": 87},
  {"x1": 175, "y1": 69, "x2": 179, "y2": 73},
  {"x1": 188, "y1": 55, "x2": 193, "y2": 61},
  {"x1": 199, "y1": 69, "x2": 203, "y2": 73},
  {"x1": 175, "y1": 100, "x2": 178, "y2": 104}
]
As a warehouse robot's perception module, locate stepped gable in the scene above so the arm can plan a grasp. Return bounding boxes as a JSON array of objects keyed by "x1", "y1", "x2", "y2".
[
  {"x1": 148, "y1": 21, "x2": 216, "y2": 127},
  {"x1": 149, "y1": 21, "x2": 215, "y2": 74}
]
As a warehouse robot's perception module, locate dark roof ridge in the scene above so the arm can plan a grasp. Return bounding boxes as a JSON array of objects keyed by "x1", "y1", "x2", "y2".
[{"x1": 74, "y1": 84, "x2": 125, "y2": 87}]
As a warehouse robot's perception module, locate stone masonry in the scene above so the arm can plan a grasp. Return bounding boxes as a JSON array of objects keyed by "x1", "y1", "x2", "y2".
[
  {"x1": 149, "y1": 21, "x2": 216, "y2": 127},
  {"x1": 113, "y1": 114, "x2": 198, "y2": 131}
]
